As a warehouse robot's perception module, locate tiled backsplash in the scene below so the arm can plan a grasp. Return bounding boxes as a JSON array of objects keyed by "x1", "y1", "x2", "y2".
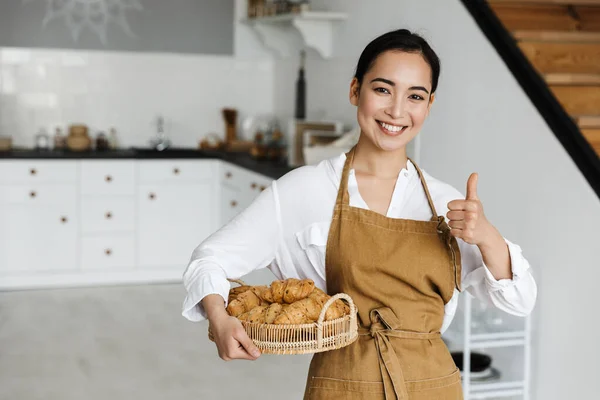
[{"x1": 0, "y1": 47, "x2": 274, "y2": 148}]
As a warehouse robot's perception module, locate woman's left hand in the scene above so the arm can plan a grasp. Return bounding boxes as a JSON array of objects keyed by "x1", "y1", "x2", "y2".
[{"x1": 446, "y1": 173, "x2": 496, "y2": 246}]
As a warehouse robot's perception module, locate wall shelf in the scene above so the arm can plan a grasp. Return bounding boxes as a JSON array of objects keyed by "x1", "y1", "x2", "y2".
[{"x1": 241, "y1": 11, "x2": 348, "y2": 58}]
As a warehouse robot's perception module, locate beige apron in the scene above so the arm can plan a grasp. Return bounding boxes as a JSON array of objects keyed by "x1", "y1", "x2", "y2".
[{"x1": 304, "y1": 147, "x2": 463, "y2": 400}]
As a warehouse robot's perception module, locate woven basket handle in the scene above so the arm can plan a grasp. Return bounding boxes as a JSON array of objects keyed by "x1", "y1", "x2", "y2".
[
  {"x1": 227, "y1": 278, "x2": 247, "y2": 287},
  {"x1": 317, "y1": 293, "x2": 356, "y2": 325}
]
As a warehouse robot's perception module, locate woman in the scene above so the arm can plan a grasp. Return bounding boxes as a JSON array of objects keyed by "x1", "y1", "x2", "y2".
[{"x1": 182, "y1": 29, "x2": 537, "y2": 399}]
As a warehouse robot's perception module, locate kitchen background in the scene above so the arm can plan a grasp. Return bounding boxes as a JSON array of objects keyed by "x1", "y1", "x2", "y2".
[{"x1": 0, "y1": 1, "x2": 598, "y2": 400}]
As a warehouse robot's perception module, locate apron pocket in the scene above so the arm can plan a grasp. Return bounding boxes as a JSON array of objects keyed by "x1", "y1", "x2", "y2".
[
  {"x1": 406, "y1": 368, "x2": 463, "y2": 399},
  {"x1": 307, "y1": 376, "x2": 384, "y2": 400}
]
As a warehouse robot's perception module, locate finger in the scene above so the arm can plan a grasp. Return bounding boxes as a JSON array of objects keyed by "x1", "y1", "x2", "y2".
[
  {"x1": 447, "y1": 200, "x2": 467, "y2": 211},
  {"x1": 448, "y1": 200, "x2": 479, "y2": 213},
  {"x1": 234, "y1": 329, "x2": 261, "y2": 359},
  {"x1": 227, "y1": 345, "x2": 260, "y2": 361},
  {"x1": 450, "y1": 228, "x2": 464, "y2": 239},
  {"x1": 466, "y1": 173, "x2": 479, "y2": 201},
  {"x1": 446, "y1": 211, "x2": 466, "y2": 221},
  {"x1": 448, "y1": 220, "x2": 466, "y2": 230}
]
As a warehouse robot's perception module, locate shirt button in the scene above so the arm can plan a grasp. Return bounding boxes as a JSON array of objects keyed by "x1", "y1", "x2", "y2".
[{"x1": 403, "y1": 172, "x2": 409, "y2": 177}]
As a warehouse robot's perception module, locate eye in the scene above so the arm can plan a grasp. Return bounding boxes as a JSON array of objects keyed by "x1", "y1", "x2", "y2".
[
  {"x1": 409, "y1": 94, "x2": 425, "y2": 101},
  {"x1": 374, "y1": 87, "x2": 390, "y2": 94}
]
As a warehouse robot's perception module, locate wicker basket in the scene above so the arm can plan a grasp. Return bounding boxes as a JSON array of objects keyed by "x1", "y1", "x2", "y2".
[{"x1": 208, "y1": 279, "x2": 358, "y2": 355}]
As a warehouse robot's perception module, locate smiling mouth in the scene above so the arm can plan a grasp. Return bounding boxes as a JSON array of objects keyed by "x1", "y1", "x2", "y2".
[{"x1": 377, "y1": 120, "x2": 409, "y2": 136}]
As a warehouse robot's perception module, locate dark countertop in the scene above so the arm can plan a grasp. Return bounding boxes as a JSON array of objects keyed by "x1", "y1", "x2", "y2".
[{"x1": 0, "y1": 148, "x2": 296, "y2": 180}]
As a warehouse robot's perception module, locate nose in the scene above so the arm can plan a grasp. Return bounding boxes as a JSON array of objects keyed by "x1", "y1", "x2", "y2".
[{"x1": 385, "y1": 96, "x2": 405, "y2": 120}]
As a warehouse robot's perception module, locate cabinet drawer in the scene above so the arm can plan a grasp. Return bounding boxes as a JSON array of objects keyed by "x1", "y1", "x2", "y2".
[
  {"x1": 0, "y1": 161, "x2": 77, "y2": 184},
  {"x1": 222, "y1": 162, "x2": 272, "y2": 193},
  {"x1": 138, "y1": 160, "x2": 215, "y2": 183},
  {"x1": 81, "y1": 161, "x2": 135, "y2": 196},
  {"x1": 81, "y1": 197, "x2": 135, "y2": 233},
  {"x1": 81, "y1": 235, "x2": 135, "y2": 270},
  {"x1": 5, "y1": 184, "x2": 77, "y2": 206}
]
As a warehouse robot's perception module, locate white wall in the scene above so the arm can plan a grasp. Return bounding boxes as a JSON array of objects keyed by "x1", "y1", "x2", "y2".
[
  {"x1": 273, "y1": 0, "x2": 600, "y2": 399},
  {"x1": 0, "y1": 0, "x2": 274, "y2": 148}
]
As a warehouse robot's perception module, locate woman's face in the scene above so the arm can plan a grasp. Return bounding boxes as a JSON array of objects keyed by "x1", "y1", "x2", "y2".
[{"x1": 350, "y1": 50, "x2": 434, "y2": 152}]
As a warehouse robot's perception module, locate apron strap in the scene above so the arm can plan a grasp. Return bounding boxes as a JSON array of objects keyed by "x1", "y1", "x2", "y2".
[
  {"x1": 359, "y1": 308, "x2": 442, "y2": 400},
  {"x1": 408, "y1": 158, "x2": 439, "y2": 220},
  {"x1": 335, "y1": 146, "x2": 356, "y2": 206}
]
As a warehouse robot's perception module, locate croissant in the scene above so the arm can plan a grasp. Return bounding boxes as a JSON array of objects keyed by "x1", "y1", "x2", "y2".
[
  {"x1": 226, "y1": 290, "x2": 262, "y2": 317},
  {"x1": 265, "y1": 303, "x2": 284, "y2": 324},
  {"x1": 273, "y1": 288, "x2": 350, "y2": 324},
  {"x1": 228, "y1": 285, "x2": 253, "y2": 304},
  {"x1": 262, "y1": 278, "x2": 315, "y2": 303},
  {"x1": 238, "y1": 305, "x2": 269, "y2": 323},
  {"x1": 310, "y1": 288, "x2": 350, "y2": 321}
]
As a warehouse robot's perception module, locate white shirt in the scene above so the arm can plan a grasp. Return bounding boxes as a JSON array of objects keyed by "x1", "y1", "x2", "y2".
[{"x1": 182, "y1": 153, "x2": 537, "y2": 333}]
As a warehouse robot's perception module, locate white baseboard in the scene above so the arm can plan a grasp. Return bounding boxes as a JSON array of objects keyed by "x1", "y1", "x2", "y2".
[{"x1": 0, "y1": 268, "x2": 183, "y2": 291}]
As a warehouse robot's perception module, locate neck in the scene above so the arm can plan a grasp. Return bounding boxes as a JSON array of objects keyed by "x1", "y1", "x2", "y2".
[{"x1": 352, "y1": 133, "x2": 409, "y2": 179}]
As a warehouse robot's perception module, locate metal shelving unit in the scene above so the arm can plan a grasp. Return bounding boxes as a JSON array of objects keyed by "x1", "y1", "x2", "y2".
[{"x1": 444, "y1": 293, "x2": 532, "y2": 400}]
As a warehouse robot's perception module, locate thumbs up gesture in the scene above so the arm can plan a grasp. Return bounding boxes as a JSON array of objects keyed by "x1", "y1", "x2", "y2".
[{"x1": 446, "y1": 173, "x2": 493, "y2": 246}]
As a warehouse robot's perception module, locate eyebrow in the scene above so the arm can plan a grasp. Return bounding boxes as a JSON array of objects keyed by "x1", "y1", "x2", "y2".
[{"x1": 370, "y1": 78, "x2": 430, "y2": 94}]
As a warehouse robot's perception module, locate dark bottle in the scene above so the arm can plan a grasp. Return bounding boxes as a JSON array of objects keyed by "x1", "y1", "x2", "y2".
[{"x1": 295, "y1": 50, "x2": 306, "y2": 120}]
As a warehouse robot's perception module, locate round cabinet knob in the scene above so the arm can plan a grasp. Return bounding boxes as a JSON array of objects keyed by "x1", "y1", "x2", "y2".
[
  {"x1": 225, "y1": 172, "x2": 232, "y2": 179},
  {"x1": 60, "y1": 216, "x2": 68, "y2": 223},
  {"x1": 29, "y1": 191, "x2": 37, "y2": 198},
  {"x1": 173, "y1": 168, "x2": 180, "y2": 175},
  {"x1": 105, "y1": 249, "x2": 112, "y2": 256},
  {"x1": 30, "y1": 168, "x2": 37, "y2": 176},
  {"x1": 105, "y1": 212, "x2": 113, "y2": 219},
  {"x1": 149, "y1": 193, "x2": 156, "y2": 200},
  {"x1": 105, "y1": 175, "x2": 113, "y2": 183},
  {"x1": 259, "y1": 185, "x2": 266, "y2": 192},
  {"x1": 230, "y1": 200, "x2": 238, "y2": 207},
  {"x1": 251, "y1": 182, "x2": 257, "y2": 189}
]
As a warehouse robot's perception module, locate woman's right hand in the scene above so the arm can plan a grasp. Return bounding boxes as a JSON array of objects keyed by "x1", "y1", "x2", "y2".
[{"x1": 203, "y1": 294, "x2": 261, "y2": 361}]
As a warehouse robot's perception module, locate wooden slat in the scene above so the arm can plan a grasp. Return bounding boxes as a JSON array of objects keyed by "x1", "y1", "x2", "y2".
[
  {"x1": 513, "y1": 30, "x2": 600, "y2": 42},
  {"x1": 581, "y1": 129, "x2": 600, "y2": 155},
  {"x1": 578, "y1": 115, "x2": 600, "y2": 127},
  {"x1": 545, "y1": 73, "x2": 600, "y2": 84},
  {"x1": 579, "y1": 7, "x2": 600, "y2": 31},
  {"x1": 490, "y1": 4, "x2": 579, "y2": 31},
  {"x1": 518, "y1": 42, "x2": 600, "y2": 73},
  {"x1": 489, "y1": 0, "x2": 600, "y2": 5},
  {"x1": 551, "y1": 86, "x2": 600, "y2": 114}
]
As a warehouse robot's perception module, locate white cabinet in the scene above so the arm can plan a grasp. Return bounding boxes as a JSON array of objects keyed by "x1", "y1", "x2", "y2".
[
  {"x1": 81, "y1": 197, "x2": 135, "y2": 234},
  {"x1": 1, "y1": 203, "x2": 78, "y2": 272},
  {"x1": 81, "y1": 161, "x2": 135, "y2": 196},
  {"x1": 0, "y1": 158, "x2": 275, "y2": 288},
  {"x1": 81, "y1": 235, "x2": 135, "y2": 270},
  {"x1": 137, "y1": 182, "x2": 215, "y2": 268},
  {"x1": 0, "y1": 182, "x2": 78, "y2": 272},
  {"x1": 220, "y1": 163, "x2": 273, "y2": 227}
]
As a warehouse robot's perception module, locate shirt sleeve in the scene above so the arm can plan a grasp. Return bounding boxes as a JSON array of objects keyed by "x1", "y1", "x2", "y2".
[
  {"x1": 458, "y1": 237, "x2": 538, "y2": 317},
  {"x1": 181, "y1": 183, "x2": 282, "y2": 322}
]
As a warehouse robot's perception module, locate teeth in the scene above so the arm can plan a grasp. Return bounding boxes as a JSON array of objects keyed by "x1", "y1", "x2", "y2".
[{"x1": 379, "y1": 121, "x2": 405, "y2": 132}]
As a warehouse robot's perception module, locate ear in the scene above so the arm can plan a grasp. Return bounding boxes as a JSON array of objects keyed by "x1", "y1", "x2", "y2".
[
  {"x1": 425, "y1": 93, "x2": 435, "y2": 116},
  {"x1": 349, "y1": 77, "x2": 360, "y2": 106}
]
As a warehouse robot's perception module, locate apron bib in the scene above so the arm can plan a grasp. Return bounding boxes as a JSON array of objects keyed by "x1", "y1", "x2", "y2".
[{"x1": 304, "y1": 147, "x2": 463, "y2": 400}]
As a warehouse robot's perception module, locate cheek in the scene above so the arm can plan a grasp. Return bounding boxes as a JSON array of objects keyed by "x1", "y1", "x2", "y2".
[
  {"x1": 409, "y1": 104, "x2": 430, "y2": 125},
  {"x1": 358, "y1": 92, "x2": 382, "y2": 116}
]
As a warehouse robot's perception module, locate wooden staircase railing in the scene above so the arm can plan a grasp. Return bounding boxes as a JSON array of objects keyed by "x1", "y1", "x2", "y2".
[{"x1": 460, "y1": 0, "x2": 600, "y2": 198}]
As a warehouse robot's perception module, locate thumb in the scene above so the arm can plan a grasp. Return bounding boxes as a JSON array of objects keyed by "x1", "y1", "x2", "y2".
[
  {"x1": 466, "y1": 173, "x2": 479, "y2": 200},
  {"x1": 235, "y1": 329, "x2": 261, "y2": 358}
]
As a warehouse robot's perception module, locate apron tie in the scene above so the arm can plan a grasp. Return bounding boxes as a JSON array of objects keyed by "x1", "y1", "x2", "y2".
[{"x1": 359, "y1": 309, "x2": 442, "y2": 400}]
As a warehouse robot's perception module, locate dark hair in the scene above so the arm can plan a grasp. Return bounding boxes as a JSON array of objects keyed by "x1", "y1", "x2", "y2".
[{"x1": 354, "y1": 29, "x2": 441, "y2": 94}]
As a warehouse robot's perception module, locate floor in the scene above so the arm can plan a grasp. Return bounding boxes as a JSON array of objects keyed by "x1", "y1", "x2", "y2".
[{"x1": 0, "y1": 284, "x2": 312, "y2": 400}]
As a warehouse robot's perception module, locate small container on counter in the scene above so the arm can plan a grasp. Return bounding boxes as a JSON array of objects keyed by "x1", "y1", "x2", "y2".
[
  {"x1": 95, "y1": 132, "x2": 109, "y2": 151},
  {"x1": 53, "y1": 127, "x2": 66, "y2": 149},
  {"x1": 35, "y1": 128, "x2": 50, "y2": 150},
  {"x1": 108, "y1": 128, "x2": 119, "y2": 150}
]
